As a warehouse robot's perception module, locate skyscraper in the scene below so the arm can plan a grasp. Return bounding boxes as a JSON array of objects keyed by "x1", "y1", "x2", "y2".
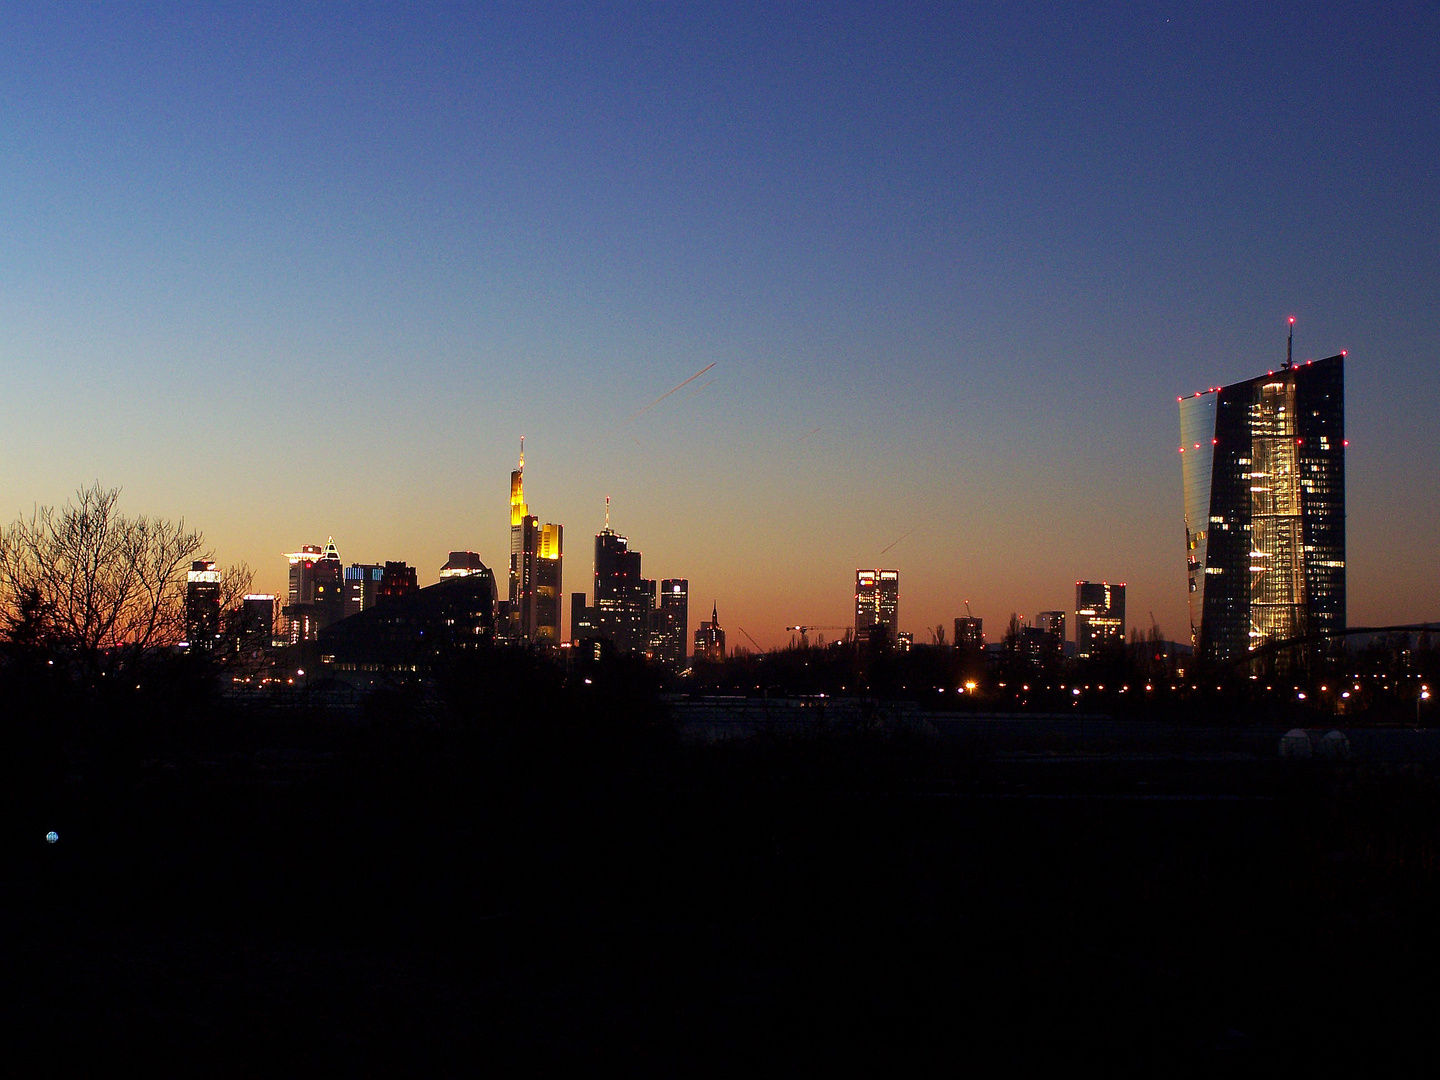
[
  {"x1": 571, "y1": 591, "x2": 596, "y2": 643},
  {"x1": 508, "y1": 440, "x2": 563, "y2": 644},
  {"x1": 376, "y1": 561, "x2": 419, "y2": 605},
  {"x1": 1037, "y1": 610, "x2": 1067, "y2": 658},
  {"x1": 1076, "y1": 581, "x2": 1125, "y2": 658},
  {"x1": 1179, "y1": 344, "x2": 1345, "y2": 662},
  {"x1": 954, "y1": 616, "x2": 984, "y2": 648},
  {"x1": 185, "y1": 559, "x2": 222, "y2": 648},
  {"x1": 284, "y1": 538, "x2": 343, "y2": 643},
  {"x1": 241, "y1": 594, "x2": 276, "y2": 649},
  {"x1": 656, "y1": 578, "x2": 689, "y2": 669},
  {"x1": 535, "y1": 523, "x2": 563, "y2": 644},
  {"x1": 593, "y1": 511, "x2": 649, "y2": 654},
  {"x1": 694, "y1": 602, "x2": 726, "y2": 663},
  {"x1": 855, "y1": 569, "x2": 900, "y2": 642},
  {"x1": 344, "y1": 563, "x2": 386, "y2": 618}
]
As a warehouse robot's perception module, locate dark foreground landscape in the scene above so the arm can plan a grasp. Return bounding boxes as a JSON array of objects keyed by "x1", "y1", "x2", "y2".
[{"x1": 6, "y1": 661, "x2": 1440, "y2": 1071}]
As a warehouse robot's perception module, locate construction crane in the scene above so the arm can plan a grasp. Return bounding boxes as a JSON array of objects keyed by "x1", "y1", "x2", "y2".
[
  {"x1": 965, "y1": 600, "x2": 974, "y2": 619},
  {"x1": 736, "y1": 626, "x2": 765, "y2": 653},
  {"x1": 786, "y1": 624, "x2": 849, "y2": 648}
]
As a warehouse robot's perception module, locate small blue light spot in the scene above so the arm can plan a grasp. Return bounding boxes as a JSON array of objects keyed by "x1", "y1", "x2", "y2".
[{"x1": 45, "y1": 831, "x2": 59, "y2": 844}]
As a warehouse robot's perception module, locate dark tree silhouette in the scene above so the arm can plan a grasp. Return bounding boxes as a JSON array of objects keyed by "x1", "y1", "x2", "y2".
[{"x1": 0, "y1": 483, "x2": 207, "y2": 676}]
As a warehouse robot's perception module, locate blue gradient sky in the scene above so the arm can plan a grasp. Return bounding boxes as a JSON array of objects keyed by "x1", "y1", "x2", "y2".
[{"x1": 3, "y1": 1, "x2": 1438, "y2": 647}]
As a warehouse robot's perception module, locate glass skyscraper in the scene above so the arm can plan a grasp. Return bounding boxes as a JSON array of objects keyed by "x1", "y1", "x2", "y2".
[
  {"x1": 855, "y1": 569, "x2": 899, "y2": 642},
  {"x1": 1179, "y1": 351, "x2": 1345, "y2": 662}
]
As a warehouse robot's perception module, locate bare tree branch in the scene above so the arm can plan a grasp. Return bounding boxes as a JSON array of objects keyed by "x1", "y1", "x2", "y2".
[{"x1": 0, "y1": 483, "x2": 206, "y2": 675}]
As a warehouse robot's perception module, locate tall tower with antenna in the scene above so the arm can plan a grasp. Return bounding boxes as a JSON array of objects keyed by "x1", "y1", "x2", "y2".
[
  {"x1": 1177, "y1": 321, "x2": 1346, "y2": 662},
  {"x1": 592, "y1": 499, "x2": 650, "y2": 654},
  {"x1": 507, "y1": 437, "x2": 563, "y2": 644}
]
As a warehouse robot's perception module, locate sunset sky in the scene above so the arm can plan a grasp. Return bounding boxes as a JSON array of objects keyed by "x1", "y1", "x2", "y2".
[{"x1": 3, "y1": 2, "x2": 1438, "y2": 648}]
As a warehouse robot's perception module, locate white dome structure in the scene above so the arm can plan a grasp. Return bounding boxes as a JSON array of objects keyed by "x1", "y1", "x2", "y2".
[{"x1": 1280, "y1": 728, "x2": 1313, "y2": 760}]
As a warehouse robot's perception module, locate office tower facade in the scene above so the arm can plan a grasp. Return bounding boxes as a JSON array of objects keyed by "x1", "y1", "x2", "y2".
[
  {"x1": 438, "y1": 553, "x2": 498, "y2": 629},
  {"x1": 1013, "y1": 622, "x2": 1053, "y2": 666},
  {"x1": 284, "y1": 539, "x2": 344, "y2": 643},
  {"x1": 1180, "y1": 350, "x2": 1345, "y2": 662},
  {"x1": 1036, "y1": 610, "x2": 1067, "y2": 657},
  {"x1": 954, "y1": 616, "x2": 984, "y2": 648},
  {"x1": 657, "y1": 578, "x2": 689, "y2": 668},
  {"x1": 1076, "y1": 581, "x2": 1126, "y2": 658},
  {"x1": 312, "y1": 540, "x2": 345, "y2": 627},
  {"x1": 241, "y1": 594, "x2": 276, "y2": 649},
  {"x1": 185, "y1": 560, "x2": 222, "y2": 648},
  {"x1": 508, "y1": 442, "x2": 563, "y2": 643},
  {"x1": 287, "y1": 545, "x2": 322, "y2": 609},
  {"x1": 694, "y1": 602, "x2": 726, "y2": 662},
  {"x1": 854, "y1": 569, "x2": 900, "y2": 642},
  {"x1": 535, "y1": 523, "x2": 563, "y2": 644},
  {"x1": 377, "y1": 562, "x2": 419, "y2": 604},
  {"x1": 345, "y1": 564, "x2": 386, "y2": 618},
  {"x1": 571, "y1": 591, "x2": 596, "y2": 643},
  {"x1": 594, "y1": 523, "x2": 649, "y2": 654}
]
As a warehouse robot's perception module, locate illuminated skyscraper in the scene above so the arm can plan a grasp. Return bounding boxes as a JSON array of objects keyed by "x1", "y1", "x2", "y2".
[
  {"x1": 508, "y1": 440, "x2": 563, "y2": 644},
  {"x1": 284, "y1": 538, "x2": 343, "y2": 643},
  {"x1": 593, "y1": 508, "x2": 649, "y2": 654},
  {"x1": 1179, "y1": 341, "x2": 1345, "y2": 662},
  {"x1": 535, "y1": 523, "x2": 563, "y2": 644},
  {"x1": 1076, "y1": 581, "x2": 1125, "y2": 658},
  {"x1": 656, "y1": 578, "x2": 689, "y2": 669},
  {"x1": 185, "y1": 559, "x2": 222, "y2": 648},
  {"x1": 854, "y1": 569, "x2": 899, "y2": 642},
  {"x1": 345, "y1": 563, "x2": 385, "y2": 618},
  {"x1": 287, "y1": 545, "x2": 322, "y2": 608}
]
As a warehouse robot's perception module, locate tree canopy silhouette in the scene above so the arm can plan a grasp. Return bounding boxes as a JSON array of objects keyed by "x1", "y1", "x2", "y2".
[{"x1": 0, "y1": 483, "x2": 230, "y2": 676}]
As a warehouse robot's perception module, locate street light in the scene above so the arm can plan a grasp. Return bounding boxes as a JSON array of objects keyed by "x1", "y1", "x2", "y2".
[{"x1": 1419, "y1": 690, "x2": 1432, "y2": 729}]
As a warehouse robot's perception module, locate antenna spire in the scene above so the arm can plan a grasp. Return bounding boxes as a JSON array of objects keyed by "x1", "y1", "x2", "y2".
[
  {"x1": 1286, "y1": 316, "x2": 1295, "y2": 369},
  {"x1": 605, "y1": 495, "x2": 610, "y2": 530},
  {"x1": 518, "y1": 435, "x2": 524, "y2": 469}
]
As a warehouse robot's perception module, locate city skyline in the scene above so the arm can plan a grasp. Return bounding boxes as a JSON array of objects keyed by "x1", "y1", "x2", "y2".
[{"x1": 3, "y1": 4, "x2": 1437, "y2": 651}]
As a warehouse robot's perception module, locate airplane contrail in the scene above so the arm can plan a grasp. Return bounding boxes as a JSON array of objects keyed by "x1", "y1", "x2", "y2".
[
  {"x1": 878, "y1": 522, "x2": 922, "y2": 556},
  {"x1": 799, "y1": 425, "x2": 822, "y2": 441},
  {"x1": 625, "y1": 362, "x2": 717, "y2": 424},
  {"x1": 679, "y1": 377, "x2": 716, "y2": 402}
]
